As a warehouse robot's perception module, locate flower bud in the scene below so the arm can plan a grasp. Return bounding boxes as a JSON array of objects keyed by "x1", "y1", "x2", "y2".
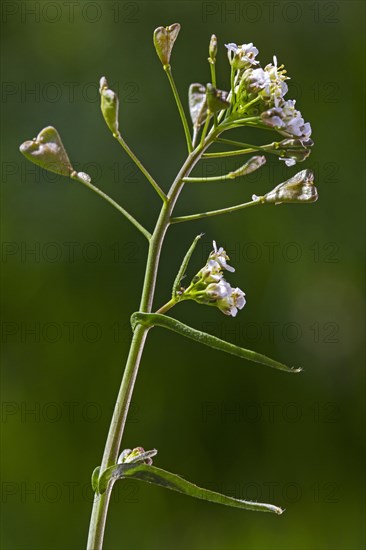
[
  {"x1": 117, "y1": 447, "x2": 157, "y2": 466},
  {"x1": 228, "y1": 155, "x2": 266, "y2": 178},
  {"x1": 153, "y1": 23, "x2": 181, "y2": 68},
  {"x1": 263, "y1": 169, "x2": 318, "y2": 204},
  {"x1": 99, "y1": 77, "x2": 119, "y2": 136},
  {"x1": 19, "y1": 126, "x2": 74, "y2": 177},
  {"x1": 208, "y1": 34, "x2": 218, "y2": 63}
]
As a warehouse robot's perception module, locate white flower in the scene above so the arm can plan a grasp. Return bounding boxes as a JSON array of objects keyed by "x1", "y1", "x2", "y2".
[
  {"x1": 244, "y1": 67, "x2": 271, "y2": 93},
  {"x1": 279, "y1": 157, "x2": 297, "y2": 167},
  {"x1": 226, "y1": 42, "x2": 259, "y2": 69},
  {"x1": 201, "y1": 259, "x2": 223, "y2": 283},
  {"x1": 217, "y1": 286, "x2": 246, "y2": 317},
  {"x1": 261, "y1": 56, "x2": 289, "y2": 105},
  {"x1": 280, "y1": 100, "x2": 312, "y2": 138},
  {"x1": 261, "y1": 100, "x2": 312, "y2": 139},
  {"x1": 206, "y1": 280, "x2": 232, "y2": 300},
  {"x1": 210, "y1": 241, "x2": 235, "y2": 272}
]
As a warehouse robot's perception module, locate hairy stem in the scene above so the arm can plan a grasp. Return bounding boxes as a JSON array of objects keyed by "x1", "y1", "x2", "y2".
[{"x1": 86, "y1": 131, "x2": 218, "y2": 550}]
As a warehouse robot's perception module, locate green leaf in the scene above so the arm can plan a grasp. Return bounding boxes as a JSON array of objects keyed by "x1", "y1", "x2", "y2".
[
  {"x1": 131, "y1": 313, "x2": 301, "y2": 374},
  {"x1": 91, "y1": 466, "x2": 100, "y2": 493},
  {"x1": 98, "y1": 463, "x2": 283, "y2": 514},
  {"x1": 188, "y1": 83, "x2": 208, "y2": 128},
  {"x1": 19, "y1": 126, "x2": 74, "y2": 176}
]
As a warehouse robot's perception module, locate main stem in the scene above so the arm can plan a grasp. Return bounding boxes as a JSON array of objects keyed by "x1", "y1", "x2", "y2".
[{"x1": 86, "y1": 132, "x2": 218, "y2": 550}]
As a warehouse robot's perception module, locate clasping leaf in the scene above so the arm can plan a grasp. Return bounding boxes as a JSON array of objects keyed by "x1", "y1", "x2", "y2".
[{"x1": 98, "y1": 461, "x2": 283, "y2": 515}]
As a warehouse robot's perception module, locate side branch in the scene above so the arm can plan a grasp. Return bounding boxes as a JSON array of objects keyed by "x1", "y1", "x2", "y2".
[
  {"x1": 164, "y1": 66, "x2": 193, "y2": 153},
  {"x1": 170, "y1": 197, "x2": 264, "y2": 224},
  {"x1": 71, "y1": 172, "x2": 151, "y2": 240},
  {"x1": 115, "y1": 133, "x2": 167, "y2": 202}
]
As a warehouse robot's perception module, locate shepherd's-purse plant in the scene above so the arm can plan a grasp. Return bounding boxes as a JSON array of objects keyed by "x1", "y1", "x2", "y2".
[{"x1": 20, "y1": 24, "x2": 318, "y2": 550}]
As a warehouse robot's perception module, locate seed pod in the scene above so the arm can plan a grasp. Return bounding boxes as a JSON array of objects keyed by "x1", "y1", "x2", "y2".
[
  {"x1": 19, "y1": 126, "x2": 74, "y2": 176},
  {"x1": 263, "y1": 169, "x2": 318, "y2": 204},
  {"x1": 153, "y1": 23, "x2": 181, "y2": 67},
  {"x1": 228, "y1": 155, "x2": 266, "y2": 178}
]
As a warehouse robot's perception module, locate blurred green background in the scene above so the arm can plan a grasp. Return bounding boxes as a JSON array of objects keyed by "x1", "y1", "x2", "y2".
[{"x1": 1, "y1": 1, "x2": 365, "y2": 549}]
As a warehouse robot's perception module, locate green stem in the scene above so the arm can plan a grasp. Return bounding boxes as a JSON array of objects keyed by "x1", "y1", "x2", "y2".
[
  {"x1": 86, "y1": 131, "x2": 218, "y2": 550},
  {"x1": 209, "y1": 61, "x2": 218, "y2": 128},
  {"x1": 217, "y1": 138, "x2": 269, "y2": 150},
  {"x1": 71, "y1": 173, "x2": 151, "y2": 241},
  {"x1": 199, "y1": 112, "x2": 212, "y2": 147},
  {"x1": 155, "y1": 298, "x2": 176, "y2": 315},
  {"x1": 229, "y1": 66, "x2": 236, "y2": 108},
  {"x1": 203, "y1": 148, "x2": 257, "y2": 159},
  {"x1": 115, "y1": 133, "x2": 167, "y2": 202},
  {"x1": 183, "y1": 174, "x2": 230, "y2": 183},
  {"x1": 192, "y1": 127, "x2": 199, "y2": 149},
  {"x1": 171, "y1": 196, "x2": 264, "y2": 224},
  {"x1": 86, "y1": 323, "x2": 149, "y2": 550},
  {"x1": 164, "y1": 66, "x2": 193, "y2": 153}
]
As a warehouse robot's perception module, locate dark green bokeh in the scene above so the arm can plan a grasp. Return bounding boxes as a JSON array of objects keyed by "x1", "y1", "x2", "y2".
[{"x1": 1, "y1": 1, "x2": 365, "y2": 549}]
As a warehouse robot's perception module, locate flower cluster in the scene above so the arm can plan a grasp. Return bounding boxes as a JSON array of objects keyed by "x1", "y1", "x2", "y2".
[
  {"x1": 226, "y1": 44, "x2": 312, "y2": 145},
  {"x1": 181, "y1": 241, "x2": 246, "y2": 317}
]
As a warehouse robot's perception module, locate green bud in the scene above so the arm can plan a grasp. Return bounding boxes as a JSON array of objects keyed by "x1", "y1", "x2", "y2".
[
  {"x1": 117, "y1": 447, "x2": 157, "y2": 466},
  {"x1": 262, "y1": 169, "x2": 318, "y2": 204},
  {"x1": 19, "y1": 126, "x2": 74, "y2": 176},
  {"x1": 208, "y1": 34, "x2": 217, "y2": 63},
  {"x1": 206, "y1": 84, "x2": 230, "y2": 114},
  {"x1": 153, "y1": 23, "x2": 181, "y2": 68},
  {"x1": 99, "y1": 77, "x2": 119, "y2": 136}
]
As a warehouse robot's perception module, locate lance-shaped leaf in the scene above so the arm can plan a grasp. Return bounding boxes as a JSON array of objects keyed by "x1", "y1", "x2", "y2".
[
  {"x1": 188, "y1": 83, "x2": 208, "y2": 128},
  {"x1": 172, "y1": 233, "x2": 203, "y2": 298},
  {"x1": 131, "y1": 313, "x2": 301, "y2": 374},
  {"x1": 19, "y1": 126, "x2": 74, "y2": 176},
  {"x1": 153, "y1": 23, "x2": 181, "y2": 67},
  {"x1": 98, "y1": 462, "x2": 283, "y2": 515},
  {"x1": 262, "y1": 169, "x2": 318, "y2": 204}
]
